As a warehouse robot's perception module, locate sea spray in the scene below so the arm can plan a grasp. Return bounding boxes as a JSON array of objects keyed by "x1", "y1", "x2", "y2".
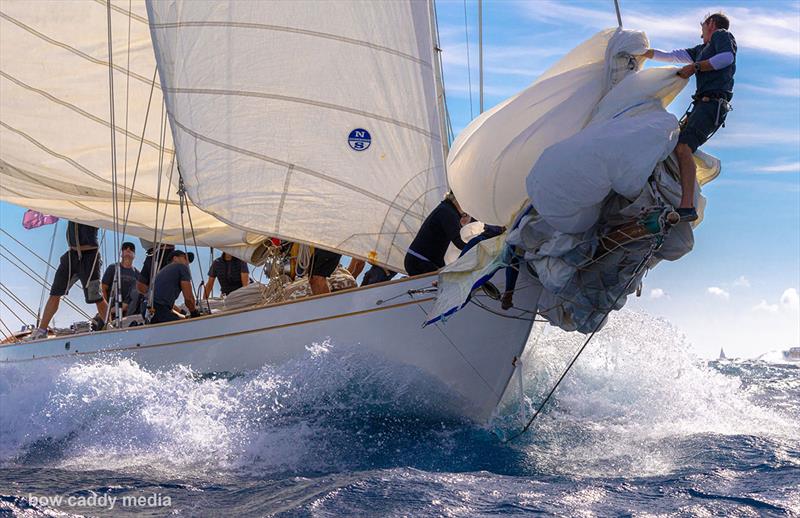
[{"x1": 493, "y1": 309, "x2": 799, "y2": 477}]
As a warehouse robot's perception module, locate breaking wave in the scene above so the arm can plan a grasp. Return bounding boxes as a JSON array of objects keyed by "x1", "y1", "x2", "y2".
[{"x1": 0, "y1": 310, "x2": 797, "y2": 484}]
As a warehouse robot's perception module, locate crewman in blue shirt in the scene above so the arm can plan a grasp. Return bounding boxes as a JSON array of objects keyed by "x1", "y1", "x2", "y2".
[{"x1": 639, "y1": 12, "x2": 736, "y2": 222}]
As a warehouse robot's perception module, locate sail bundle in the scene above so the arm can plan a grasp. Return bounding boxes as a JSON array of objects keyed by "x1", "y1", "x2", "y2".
[{"x1": 431, "y1": 28, "x2": 722, "y2": 332}]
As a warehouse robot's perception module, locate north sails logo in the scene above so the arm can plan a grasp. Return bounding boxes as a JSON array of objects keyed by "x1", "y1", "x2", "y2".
[{"x1": 348, "y1": 129, "x2": 371, "y2": 151}]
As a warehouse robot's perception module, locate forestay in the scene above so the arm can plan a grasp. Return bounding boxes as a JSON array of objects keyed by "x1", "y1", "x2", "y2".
[
  {"x1": 0, "y1": 0, "x2": 270, "y2": 263},
  {"x1": 147, "y1": 0, "x2": 448, "y2": 271}
]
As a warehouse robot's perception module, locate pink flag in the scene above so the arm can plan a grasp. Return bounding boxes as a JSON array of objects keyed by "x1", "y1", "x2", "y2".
[{"x1": 22, "y1": 210, "x2": 59, "y2": 230}]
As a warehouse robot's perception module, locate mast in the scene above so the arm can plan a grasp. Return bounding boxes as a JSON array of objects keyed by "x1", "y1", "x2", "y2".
[
  {"x1": 430, "y1": 0, "x2": 450, "y2": 158},
  {"x1": 614, "y1": 0, "x2": 623, "y2": 27},
  {"x1": 478, "y1": 0, "x2": 484, "y2": 113}
]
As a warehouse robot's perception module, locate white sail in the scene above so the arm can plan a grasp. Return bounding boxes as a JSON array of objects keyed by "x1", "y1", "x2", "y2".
[
  {"x1": 0, "y1": 0, "x2": 270, "y2": 262},
  {"x1": 146, "y1": 0, "x2": 447, "y2": 271}
]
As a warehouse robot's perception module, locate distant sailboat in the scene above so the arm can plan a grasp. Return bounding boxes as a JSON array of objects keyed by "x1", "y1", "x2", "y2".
[{"x1": 719, "y1": 348, "x2": 728, "y2": 360}]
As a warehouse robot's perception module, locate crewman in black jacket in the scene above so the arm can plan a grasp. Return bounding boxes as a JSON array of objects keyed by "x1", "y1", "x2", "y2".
[{"x1": 404, "y1": 192, "x2": 469, "y2": 276}]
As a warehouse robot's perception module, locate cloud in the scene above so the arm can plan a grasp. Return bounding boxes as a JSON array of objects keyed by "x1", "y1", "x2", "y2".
[
  {"x1": 649, "y1": 288, "x2": 666, "y2": 299},
  {"x1": 754, "y1": 161, "x2": 800, "y2": 175},
  {"x1": 751, "y1": 288, "x2": 799, "y2": 313},
  {"x1": 707, "y1": 286, "x2": 730, "y2": 300},
  {"x1": 752, "y1": 299, "x2": 779, "y2": 312},
  {"x1": 739, "y1": 77, "x2": 800, "y2": 98},
  {"x1": 780, "y1": 288, "x2": 800, "y2": 311},
  {"x1": 516, "y1": 1, "x2": 800, "y2": 58},
  {"x1": 704, "y1": 123, "x2": 800, "y2": 149},
  {"x1": 732, "y1": 276, "x2": 751, "y2": 288}
]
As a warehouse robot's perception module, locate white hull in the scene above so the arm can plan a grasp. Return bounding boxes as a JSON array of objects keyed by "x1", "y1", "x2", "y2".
[{"x1": 0, "y1": 271, "x2": 542, "y2": 422}]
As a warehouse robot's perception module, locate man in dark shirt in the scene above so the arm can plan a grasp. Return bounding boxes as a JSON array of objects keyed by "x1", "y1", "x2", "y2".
[
  {"x1": 640, "y1": 12, "x2": 736, "y2": 222},
  {"x1": 136, "y1": 242, "x2": 175, "y2": 296},
  {"x1": 27, "y1": 221, "x2": 109, "y2": 340},
  {"x1": 101, "y1": 241, "x2": 139, "y2": 318},
  {"x1": 150, "y1": 250, "x2": 199, "y2": 324},
  {"x1": 202, "y1": 252, "x2": 250, "y2": 298},
  {"x1": 404, "y1": 192, "x2": 469, "y2": 276}
]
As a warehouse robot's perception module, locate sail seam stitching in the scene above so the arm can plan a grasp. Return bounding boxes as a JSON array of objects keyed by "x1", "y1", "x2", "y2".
[
  {"x1": 0, "y1": 11, "x2": 160, "y2": 90},
  {"x1": 149, "y1": 21, "x2": 432, "y2": 68},
  {"x1": 0, "y1": 121, "x2": 151, "y2": 198},
  {"x1": 0, "y1": 71, "x2": 171, "y2": 155},
  {"x1": 166, "y1": 87, "x2": 439, "y2": 141},
  {"x1": 170, "y1": 118, "x2": 425, "y2": 220}
]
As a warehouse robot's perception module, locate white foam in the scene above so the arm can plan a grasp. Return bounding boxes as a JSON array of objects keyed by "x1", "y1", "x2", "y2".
[{"x1": 495, "y1": 309, "x2": 800, "y2": 477}]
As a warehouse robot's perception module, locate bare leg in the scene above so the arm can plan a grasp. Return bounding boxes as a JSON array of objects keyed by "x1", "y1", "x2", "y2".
[
  {"x1": 675, "y1": 142, "x2": 697, "y2": 208},
  {"x1": 38, "y1": 295, "x2": 61, "y2": 330},
  {"x1": 309, "y1": 275, "x2": 330, "y2": 295}
]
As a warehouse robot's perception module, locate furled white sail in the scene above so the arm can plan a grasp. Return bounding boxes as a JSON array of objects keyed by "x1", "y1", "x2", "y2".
[
  {"x1": 146, "y1": 0, "x2": 448, "y2": 271},
  {"x1": 448, "y1": 28, "x2": 720, "y2": 226},
  {"x1": 0, "y1": 0, "x2": 270, "y2": 262}
]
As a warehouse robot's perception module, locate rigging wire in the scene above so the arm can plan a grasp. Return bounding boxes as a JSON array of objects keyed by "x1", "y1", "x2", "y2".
[
  {"x1": 502, "y1": 242, "x2": 658, "y2": 443},
  {"x1": 478, "y1": 0, "x2": 483, "y2": 113},
  {"x1": 106, "y1": 0, "x2": 123, "y2": 320},
  {"x1": 120, "y1": 65, "x2": 159, "y2": 241},
  {"x1": 0, "y1": 315, "x2": 16, "y2": 340},
  {"x1": 463, "y1": 0, "x2": 474, "y2": 119},
  {"x1": 0, "y1": 248, "x2": 92, "y2": 320},
  {"x1": 34, "y1": 220, "x2": 59, "y2": 325},
  {"x1": 0, "y1": 282, "x2": 37, "y2": 320},
  {"x1": 180, "y1": 176, "x2": 210, "y2": 312},
  {"x1": 121, "y1": 0, "x2": 133, "y2": 216},
  {"x1": 146, "y1": 103, "x2": 169, "y2": 313}
]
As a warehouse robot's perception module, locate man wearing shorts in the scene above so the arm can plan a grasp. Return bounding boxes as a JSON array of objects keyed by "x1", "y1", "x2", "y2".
[
  {"x1": 27, "y1": 222, "x2": 109, "y2": 340},
  {"x1": 308, "y1": 248, "x2": 342, "y2": 295},
  {"x1": 639, "y1": 12, "x2": 736, "y2": 222}
]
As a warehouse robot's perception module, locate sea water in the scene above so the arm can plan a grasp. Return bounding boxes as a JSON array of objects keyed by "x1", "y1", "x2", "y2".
[{"x1": 1, "y1": 310, "x2": 798, "y2": 516}]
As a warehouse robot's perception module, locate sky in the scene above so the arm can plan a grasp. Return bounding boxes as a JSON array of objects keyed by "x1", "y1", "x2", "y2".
[{"x1": 1, "y1": 0, "x2": 798, "y2": 358}]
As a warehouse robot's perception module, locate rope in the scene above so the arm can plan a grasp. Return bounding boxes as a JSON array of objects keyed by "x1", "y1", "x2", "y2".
[{"x1": 502, "y1": 242, "x2": 657, "y2": 443}]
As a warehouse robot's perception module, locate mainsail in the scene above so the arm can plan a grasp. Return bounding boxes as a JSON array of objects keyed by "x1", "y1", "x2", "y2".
[
  {"x1": 146, "y1": 0, "x2": 448, "y2": 271},
  {"x1": 0, "y1": 0, "x2": 270, "y2": 262}
]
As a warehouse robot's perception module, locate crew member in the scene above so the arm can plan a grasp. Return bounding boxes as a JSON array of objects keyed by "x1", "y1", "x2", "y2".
[
  {"x1": 308, "y1": 248, "x2": 342, "y2": 295},
  {"x1": 136, "y1": 242, "x2": 174, "y2": 296},
  {"x1": 361, "y1": 264, "x2": 397, "y2": 286},
  {"x1": 639, "y1": 12, "x2": 736, "y2": 222},
  {"x1": 101, "y1": 241, "x2": 139, "y2": 318},
  {"x1": 27, "y1": 221, "x2": 108, "y2": 340},
  {"x1": 404, "y1": 192, "x2": 469, "y2": 275},
  {"x1": 202, "y1": 252, "x2": 250, "y2": 299},
  {"x1": 150, "y1": 250, "x2": 198, "y2": 324}
]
